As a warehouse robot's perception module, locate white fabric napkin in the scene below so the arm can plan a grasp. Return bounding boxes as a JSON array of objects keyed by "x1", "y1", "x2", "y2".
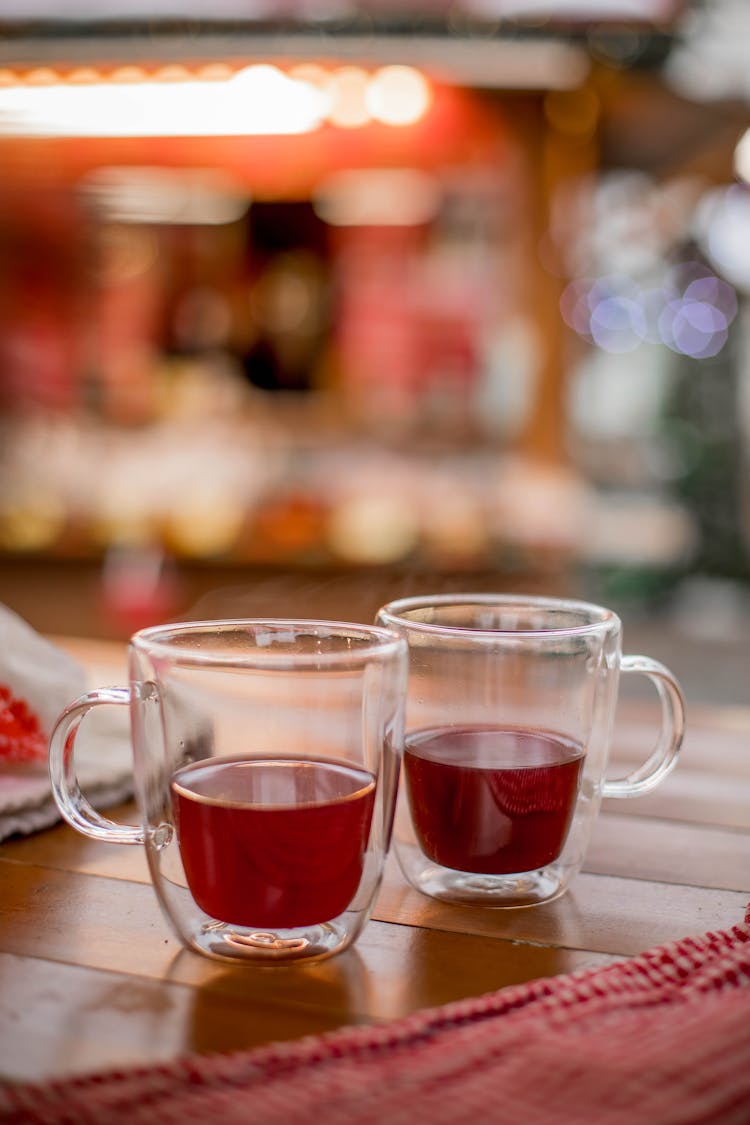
[{"x1": 0, "y1": 606, "x2": 133, "y2": 841}]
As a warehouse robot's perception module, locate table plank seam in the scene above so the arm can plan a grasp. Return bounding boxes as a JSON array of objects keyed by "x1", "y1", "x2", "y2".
[
  {"x1": 2, "y1": 851, "x2": 746, "y2": 904},
  {"x1": 598, "y1": 811, "x2": 750, "y2": 836},
  {"x1": 2, "y1": 850, "x2": 741, "y2": 900},
  {"x1": 367, "y1": 913, "x2": 633, "y2": 960},
  {"x1": 579, "y1": 866, "x2": 750, "y2": 895}
]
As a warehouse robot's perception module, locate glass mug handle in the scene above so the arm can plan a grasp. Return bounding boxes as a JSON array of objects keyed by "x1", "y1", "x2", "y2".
[
  {"x1": 48, "y1": 687, "x2": 144, "y2": 844},
  {"x1": 602, "y1": 655, "x2": 685, "y2": 799}
]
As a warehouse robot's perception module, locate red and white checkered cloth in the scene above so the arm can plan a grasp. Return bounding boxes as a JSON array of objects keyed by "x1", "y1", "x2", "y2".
[{"x1": 4, "y1": 905, "x2": 750, "y2": 1125}]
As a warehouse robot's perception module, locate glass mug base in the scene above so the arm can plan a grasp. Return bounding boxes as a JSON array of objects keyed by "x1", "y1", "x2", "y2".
[
  {"x1": 188, "y1": 916, "x2": 356, "y2": 964},
  {"x1": 398, "y1": 849, "x2": 571, "y2": 908}
]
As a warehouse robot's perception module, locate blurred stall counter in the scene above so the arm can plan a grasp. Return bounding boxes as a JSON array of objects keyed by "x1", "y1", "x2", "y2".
[
  {"x1": 0, "y1": 553, "x2": 574, "y2": 643},
  {"x1": 0, "y1": 411, "x2": 696, "y2": 597}
]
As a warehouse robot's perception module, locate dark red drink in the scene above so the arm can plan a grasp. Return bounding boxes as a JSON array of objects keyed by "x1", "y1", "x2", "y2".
[
  {"x1": 404, "y1": 726, "x2": 584, "y2": 874},
  {"x1": 171, "y1": 756, "x2": 376, "y2": 929}
]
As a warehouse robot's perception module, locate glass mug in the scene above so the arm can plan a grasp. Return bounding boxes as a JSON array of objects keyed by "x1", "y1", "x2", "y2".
[
  {"x1": 49, "y1": 620, "x2": 407, "y2": 964},
  {"x1": 376, "y1": 594, "x2": 685, "y2": 908}
]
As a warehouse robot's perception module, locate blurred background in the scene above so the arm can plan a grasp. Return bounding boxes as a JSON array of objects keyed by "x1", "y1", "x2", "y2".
[{"x1": 0, "y1": 0, "x2": 749, "y2": 703}]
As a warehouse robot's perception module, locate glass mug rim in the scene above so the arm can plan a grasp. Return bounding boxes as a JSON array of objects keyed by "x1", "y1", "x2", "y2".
[
  {"x1": 131, "y1": 617, "x2": 405, "y2": 668},
  {"x1": 377, "y1": 593, "x2": 621, "y2": 640}
]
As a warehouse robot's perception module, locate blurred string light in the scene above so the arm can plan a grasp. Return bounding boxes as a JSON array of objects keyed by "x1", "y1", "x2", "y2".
[
  {"x1": 0, "y1": 65, "x2": 325, "y2": 136},
  {"x1": 325, "y1": 67, "x2": 371, "y2": 129},
  {"x1": 694, "y1": 182, "x2": 750, "y2": 294},
  {"x1": 313, "y1": 168, "x2": 441, "y2": 227},
  {"x1": 561, "y1": 265, "x2": 738, "y2": 359},
  {"x1": 365, "y1": 66, "x2": 432, "y2": 126},
  {"x1": 0, "y1": 63, "x2": 432, "y2": 137},
  {"x1": 80, "y1": 166, "x2": 250, "y2": 225},
  {"x1": 734, "y1": 128, "x2": 750, "y2": 184}
]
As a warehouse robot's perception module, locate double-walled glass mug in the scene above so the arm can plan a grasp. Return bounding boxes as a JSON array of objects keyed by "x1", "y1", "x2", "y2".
[
  {"x1": 376, "y1": 594, "x2": 685, "y2": 908},
  {"x1": 49, "y1": 620, "x2": 407, "y2": 964}
]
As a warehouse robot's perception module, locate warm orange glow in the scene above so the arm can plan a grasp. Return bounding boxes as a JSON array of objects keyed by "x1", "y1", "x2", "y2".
[
  {"x1": 195, "y1": 63, "x2": 235, "y2": 82},
  {"x1": 152, "y1": 65, "x2": 192, "y2": 83},
  {"x1": 24, "y1": 68, "x2": 59, "y2": 86},
  {"x1": 288, "y1": 64, "x2": 330, "y2": 88},
  {"x1": 0, "y1": 64, "x2": 494, "y2": 201},
  {"x1": 109, "y1": 66, "x2": 148, "y2": 84},
  {"x1": 66, "y1": 68, "x2": 102, "y2": 85},
  {"x1": 0, "y1": 60, "x2": 435, "y2": 134}
]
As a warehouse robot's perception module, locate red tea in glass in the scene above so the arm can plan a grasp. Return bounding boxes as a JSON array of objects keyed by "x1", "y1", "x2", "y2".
[
  {"x1": 403, "y1": 725, "x2": 584, "y2": 874},
  {"x1": 172, "y1": 755, "x2": 376, "y2": 929}
]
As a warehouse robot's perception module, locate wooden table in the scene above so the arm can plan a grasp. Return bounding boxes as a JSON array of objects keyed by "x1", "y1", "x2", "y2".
[{"x1": 2, "y1": 638, "x2": 749, "y2": 1085}]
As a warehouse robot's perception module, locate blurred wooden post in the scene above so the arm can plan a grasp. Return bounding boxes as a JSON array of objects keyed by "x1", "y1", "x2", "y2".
[{"x1": 516, "y1": 89, "x2": 599, "y2": 465}]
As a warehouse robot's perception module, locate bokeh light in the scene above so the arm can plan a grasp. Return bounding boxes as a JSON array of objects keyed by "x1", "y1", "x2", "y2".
[
  {"x1": 698, "y1": 185, "x2": 750, "y2": 293},
  {"x1": 589, "y1": 293, "x2": 646, "y2": 353},
  {"x1": 561, "y1": 263, "x2": 737, "y2": 358},
  {"x1": 326, "y1": 67, "x2": 371, "y2": 129},
  {"x1": 366, "y1": 66, "x2": 432, "y2": 126},
  {"x1": 659, "y1": 298, "x2": 729, "y2": 359},
  {"x1": 0, "y1": 64, "x2": 328, "y2": 137}
]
